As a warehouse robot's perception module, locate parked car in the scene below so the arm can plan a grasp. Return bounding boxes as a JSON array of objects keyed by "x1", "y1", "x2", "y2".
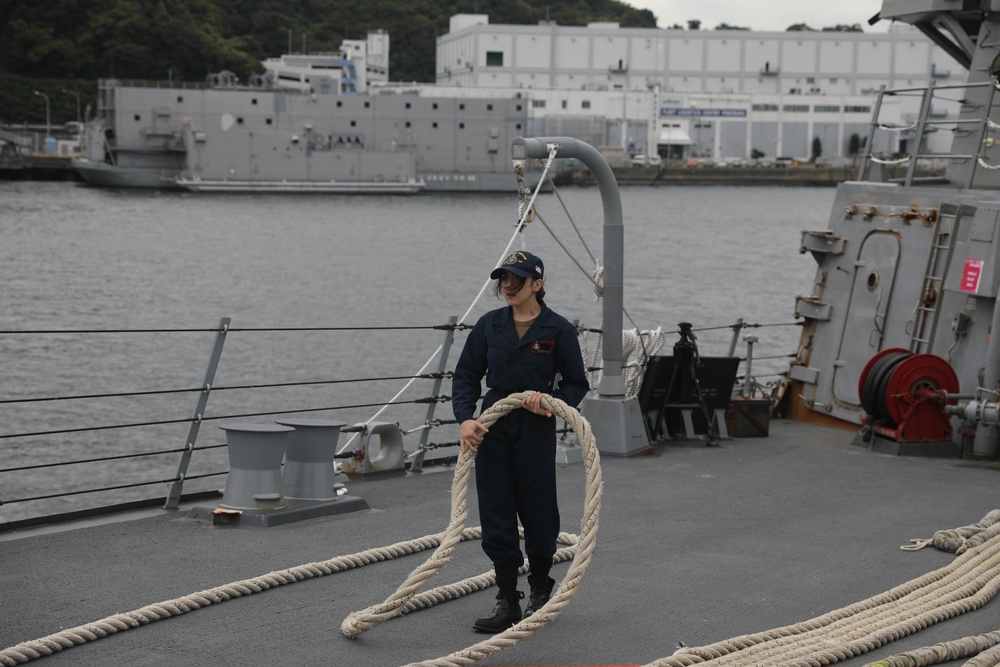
[{"x1": 630, "y1": 154, "x2": 662, "y2": 167}]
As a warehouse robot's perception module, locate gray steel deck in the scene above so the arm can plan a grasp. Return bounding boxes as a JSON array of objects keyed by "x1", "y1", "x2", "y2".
[{"x1": 3, "y1": 419, "x2": 999, "y2": 667}]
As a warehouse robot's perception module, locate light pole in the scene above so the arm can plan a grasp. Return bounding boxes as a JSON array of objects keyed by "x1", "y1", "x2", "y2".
[
  {"x1": 61, "y1": 88, "x2": 81, "y2": 126},
  {"x1": 33, "y1": 90, "x2": 51, "y2": 137}
]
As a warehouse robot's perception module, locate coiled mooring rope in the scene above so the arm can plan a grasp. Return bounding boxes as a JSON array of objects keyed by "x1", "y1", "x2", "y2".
[
  {"x1": 342, "y1": 391, "x2": 603, "y2": 667},
  {"x1": 647, "y1": 510, "x2": 1000, "y2": 667},
  {"x1": 0, "y1": 392, "x2": 601, "y2": 667},
  {"x1": 902, "y1": 509, "x2": 1000, "y2": 555}
]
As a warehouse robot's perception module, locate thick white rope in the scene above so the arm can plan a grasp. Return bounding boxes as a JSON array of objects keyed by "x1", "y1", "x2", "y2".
[
  {"x1": 877, "y1": 121, "x2": 918, "y2": 133},
  {"x1": 342, "y1": 392, "x2": 602, "y2": 667},
  {"x1": 0, "y1": 528, "x2": 482, "y2": 665},
  {"x1": 902, "y1": 509, "x2": 1000, "y2": 554},
  {"x1": 0, "y1": 528, "x2": 582, "y2": 666},
  {"x1": 622, "y1": 328, "x2": 667, "y2": 397},
  {"x1": 868, "y1": 153, "x2": 912, "y2": 165},
  {"x1": 644, "y1": 511, "x2": 1000, "y2": 667},
  {"x1": 0, "y1": 398, "x2": 590, "y2": 667}
]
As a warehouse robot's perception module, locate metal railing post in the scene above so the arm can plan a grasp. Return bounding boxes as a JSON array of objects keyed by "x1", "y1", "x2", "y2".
[
  {"x1": 727, "y1": 318, "x2": 745, "y2": 357},
  {"x1": 410, "y1": 315, "x2": 458, "y2": 472},
  {"x1": 164, "y1": 316, "x2": 230, "y2": 509},
  {"x1": 858, "y1": 85, "x2": 887, "y2": 181},
  {"x1": 905, "y1": 81, "x2": 936, "y2": 186}
]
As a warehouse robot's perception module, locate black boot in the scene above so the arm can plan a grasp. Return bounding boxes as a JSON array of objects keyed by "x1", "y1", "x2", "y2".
[
  {"x1": 473, "y1": 590, "x2": 523, "y2": 633},
  {"x1": 524, "y1": 575, "x2": 556, "y2": 617}
]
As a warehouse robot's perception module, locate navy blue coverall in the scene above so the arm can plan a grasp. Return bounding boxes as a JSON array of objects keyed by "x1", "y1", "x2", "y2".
[{"x1": 452, "y1": 300, "x2": 589, "y2": 587}]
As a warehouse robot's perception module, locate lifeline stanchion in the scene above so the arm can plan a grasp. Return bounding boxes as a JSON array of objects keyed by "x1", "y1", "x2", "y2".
[{"x1": 341, "y1": 391, "x2": 602, "y2": 667}]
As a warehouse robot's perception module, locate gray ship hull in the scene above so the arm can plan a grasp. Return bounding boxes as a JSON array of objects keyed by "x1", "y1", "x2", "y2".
[
  {"x1": 175, "y1": 177, "x2": 425, "y2": 194},
  {"x1": 86, "y1": 78, "x2": 535, "y2": 194},
  {"x1": 71, "y1": 158, "x2": 182, "y2": 189}
]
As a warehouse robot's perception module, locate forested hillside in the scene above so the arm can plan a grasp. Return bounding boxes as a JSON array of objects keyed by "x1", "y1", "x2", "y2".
[{"x1": 2, "y1": 0, "x2": 656, "y2": 83}]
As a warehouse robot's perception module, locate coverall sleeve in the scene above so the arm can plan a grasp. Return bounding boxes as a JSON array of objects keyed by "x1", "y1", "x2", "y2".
[
  {"x1": 452, "y1": 318, "x2": 488, "y2": 424},
  {"x1": 551, "y1": 322, "x2": 589, "y2": 409}
]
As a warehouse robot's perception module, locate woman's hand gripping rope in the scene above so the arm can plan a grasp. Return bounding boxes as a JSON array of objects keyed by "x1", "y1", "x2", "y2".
[
  {"x1": 340, "y1": 392, "x2": 603, "y2": 667},
  {"x1": 460, "y1": 391, "x2": 550, "y2": 454}
]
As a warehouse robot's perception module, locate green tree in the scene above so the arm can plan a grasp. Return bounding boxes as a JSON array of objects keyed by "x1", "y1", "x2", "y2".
[
  {"x1": 786, "y1": 23, "x2": 816, "y2": 31},
  {"x1": 812, "y1": 136, "x2": 823, "y2": 162},
  {"x1": 822, "y1": 24, "x2": 863, "y2": 32}
]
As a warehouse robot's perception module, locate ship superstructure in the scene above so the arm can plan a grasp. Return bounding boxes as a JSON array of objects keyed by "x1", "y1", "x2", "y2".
[{"x1": 786, "y1": 0, "x2": 1000, "y2": 459}]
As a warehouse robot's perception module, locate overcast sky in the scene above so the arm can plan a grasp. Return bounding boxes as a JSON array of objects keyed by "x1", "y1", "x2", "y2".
[{"x1": 626, "y1": 0, "x2": 891, "y2": 32}]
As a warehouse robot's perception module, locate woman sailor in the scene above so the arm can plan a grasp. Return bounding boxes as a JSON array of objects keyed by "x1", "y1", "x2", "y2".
[{"x1": 452, "y1": 250, "x2": 589, "y2": 633}]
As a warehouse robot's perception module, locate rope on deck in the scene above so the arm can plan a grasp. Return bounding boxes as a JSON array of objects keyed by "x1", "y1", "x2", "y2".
[
  {"x1": 0, "y1": 392, "x2": 599, "y2": 667},
  {"x1": 644, "y1": 510, "x2": 1000, "y2": 667},
  {"x1": 342, "y1": 391, "x2": 603, "y2": 667},
  {"x1": 0, "y1": 529, "x2": 470, "y2": 665},
  {"x1": 901, "y1": 508, "x2": 1000, "y2": 555}
]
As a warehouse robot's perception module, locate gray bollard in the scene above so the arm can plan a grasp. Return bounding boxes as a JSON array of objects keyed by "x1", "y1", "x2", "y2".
[
  {"x1": 275, "y1": 418, "x2": 347, "y2": 500},
  {"x1": 218, "y1": 422, "x2": 293, "y2": 511}
]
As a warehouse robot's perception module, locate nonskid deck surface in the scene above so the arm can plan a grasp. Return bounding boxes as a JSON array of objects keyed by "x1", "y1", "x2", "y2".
[{"x1": 3, "y1": 419, "x2": 999, "y2": 667}]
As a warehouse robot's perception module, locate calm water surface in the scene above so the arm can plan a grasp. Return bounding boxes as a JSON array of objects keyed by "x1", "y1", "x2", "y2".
[{"x1": 0, "y1": 180, "x2": 831, "y2": 521}]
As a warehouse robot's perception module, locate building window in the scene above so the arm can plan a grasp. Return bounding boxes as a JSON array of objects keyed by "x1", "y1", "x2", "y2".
[
  {"x1": 752, "y1": 104, "x2": 778, "y2": 111},
  {"x1": 364, "y1": 101, "x2": 370, "y2": 108},
  {"x1": 845, "y1": 105, "x2": 872, "y2": 113},
  {"x1": 533, "y1": 100, "x2": 546, "y2": 108},
  {"x1": 266, "y1": 118, "x2": 272, "y2": 125},
  {"x1": 562, "y1": 100, "x2": 568, "y2": 109},
  {"x1": 487, "y1": 104, "x2": 493, "y2": 111},
  {"x1": 486, "y1": 51, "x2": 504, "y2": 67},
  {"x1": 460, "y1": 103, "x2": 465, "y2": 110},
  {"x1": 433, "y1": 103, "x2": 438, "y2": 109},
  {"x1": 178, "y1": 96, "x2": 184, "y2": 103},
  {"x1": 251, "y1": 98, "x2": 256, "y2": 105},
  {"x1": 406, "y1": 102, "x2": 411, "y2": 109},
  {"x1": 582, "y1": 100, "x2": 591, "y2": 109},
  {"x1": 814, "y1": 105, "x2": 841, "y2": 112},
  {"x1": 459, "y1": 122, "x2": 465, "y2": 129},
  {"x1": 782, "y1": 105, "x2": 809, "y2": 112},
  {"x1": 337, "y1": 101, "x2": 342, "y2": 108}
]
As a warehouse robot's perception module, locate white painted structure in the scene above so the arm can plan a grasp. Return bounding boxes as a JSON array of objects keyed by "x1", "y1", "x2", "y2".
[
  {"x1": 262, "y1": 30, "x2": 390, "y2": 95},
  {"x1": 434, "y1": 15, "x2": 959, "y2": 162}
]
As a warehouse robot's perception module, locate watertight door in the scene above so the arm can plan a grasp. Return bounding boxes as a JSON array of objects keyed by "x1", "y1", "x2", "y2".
[{"x1": 832, "y1": 231, "x2": 901, "y2": 406}]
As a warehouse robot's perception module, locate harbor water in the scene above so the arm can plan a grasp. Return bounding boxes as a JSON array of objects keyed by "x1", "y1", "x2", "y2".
[{"x1": 0, "y1": 180, "x2": 827, "y2": 522}]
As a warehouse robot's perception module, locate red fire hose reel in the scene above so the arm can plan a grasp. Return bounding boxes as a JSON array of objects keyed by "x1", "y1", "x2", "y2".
[{"x1": 858, "y1": 348, "x2": 960, "y2": 443}]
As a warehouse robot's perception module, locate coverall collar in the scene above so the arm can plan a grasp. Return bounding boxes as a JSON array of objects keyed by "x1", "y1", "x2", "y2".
[{"x1": 494, "y1": 300, "x2": 550, "y2": 347}]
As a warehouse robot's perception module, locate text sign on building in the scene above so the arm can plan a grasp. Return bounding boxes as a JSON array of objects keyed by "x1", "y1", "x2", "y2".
[
  {"x1": 961, "y1": 258, "x2": 984, "y2": 294},
  {"x1": 660, "y1": 108, "x2": 748, "y2": 118}
]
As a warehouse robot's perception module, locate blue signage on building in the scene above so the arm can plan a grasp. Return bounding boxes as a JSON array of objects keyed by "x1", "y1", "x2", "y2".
[{"x1": 661, "y1": 108, "x2": 748, "y2": 118}]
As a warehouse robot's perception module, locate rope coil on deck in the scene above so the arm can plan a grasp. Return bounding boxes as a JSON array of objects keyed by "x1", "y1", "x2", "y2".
[
  {"x1": 0, "y1": 392, "x2": 599, "y2": 667},
  {"x1": 341, "y1": 391, "x2": 603, "y2": 667},
  {"x1": 645, "y1": 510, "x2": 1000, "y2": 667}
]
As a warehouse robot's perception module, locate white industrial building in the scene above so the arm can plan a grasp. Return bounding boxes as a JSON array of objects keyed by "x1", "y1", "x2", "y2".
[{"x1": 431, "y1": 14, "x2": 964, "y2": 163}]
